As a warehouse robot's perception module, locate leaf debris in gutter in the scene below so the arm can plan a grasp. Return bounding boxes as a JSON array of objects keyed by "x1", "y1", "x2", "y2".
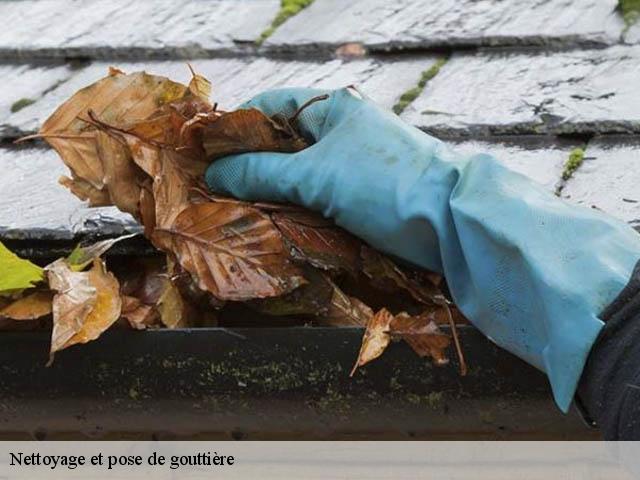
[{"x1": 4, "y1": 65, "x2": 468, "y2": 376}]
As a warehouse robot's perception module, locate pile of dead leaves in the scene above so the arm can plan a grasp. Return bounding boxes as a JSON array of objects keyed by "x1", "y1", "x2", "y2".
[{"x1": 2, "y1": 66, "x2": 466, "y2": 375}]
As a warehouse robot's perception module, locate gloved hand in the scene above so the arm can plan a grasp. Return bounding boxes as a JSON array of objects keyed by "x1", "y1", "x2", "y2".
[{"x1": 206, "y1": 87, "x2": 640, "y2": 413}]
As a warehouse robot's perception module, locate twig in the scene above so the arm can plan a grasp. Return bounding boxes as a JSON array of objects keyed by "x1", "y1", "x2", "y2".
[
  {"x1": 443, "y1": 301, "x2": 467, "y2": 376},
  {"x1": 289, "y1": 94, "x2": 330, "y2": 125},
  {"x1": 14, "y1": 133, "x2": 88, "y2": 143},
  {"x1": 85, "y1": 109, "x2": 166, "y2": 149}
]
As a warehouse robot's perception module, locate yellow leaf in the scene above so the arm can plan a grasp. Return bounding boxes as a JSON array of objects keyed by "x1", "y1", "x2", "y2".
[
  {"x1": 0, "y1": 241, "x2": 44, "y2": 296},
  {"x1": 187, "y1": 64, "x2": 212, "y2": 102},
  {"x1": 157, "y1": 278, "x2": 188, "y2": 329}
]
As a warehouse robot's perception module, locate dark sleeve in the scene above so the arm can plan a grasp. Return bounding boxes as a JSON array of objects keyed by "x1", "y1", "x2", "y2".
[{"x1": 577, "y1": 261, "x2": 640, "y2": 440}]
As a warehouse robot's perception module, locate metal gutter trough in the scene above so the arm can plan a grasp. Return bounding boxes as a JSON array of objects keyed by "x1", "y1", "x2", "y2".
[
  {"x1": 0, "y1": 241, "x2": 595, "y2": 440},
  {"x1": 0, "y1": 326, "x2": 595, "y2": 440}
]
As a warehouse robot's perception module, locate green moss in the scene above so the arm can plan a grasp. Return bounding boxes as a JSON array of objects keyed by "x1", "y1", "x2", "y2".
[
  {"x1": 561, "y1": 148, "x2": 585, "y2": 181},
  {"x1": 405, "y1": 391, "x2": 444, "y2": 408},
  {"x1": 10, "y1": 98, "x2": 35, "y2": 113},
  {"x1": 257, "y1": 0, "x2": 315, "y2": 45},
  {"x1": 393, "y1": 57, "x2": 448, "y2": 115},
  {"x1": 620, "y1": 0, "x2": 640, "y2": 25}
]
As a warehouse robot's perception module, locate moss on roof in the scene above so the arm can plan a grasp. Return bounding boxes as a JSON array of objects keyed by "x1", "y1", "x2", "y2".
[
  {"x1": 258, "y1": 0, "x2": 315, "y2": 45},
  {"x1": 10, "y1": 98, "x2": 35, "y2": 113},
  {"x1": 561, "y1": 148, "x2": 586, "y2": 181},
  {"x1": 620, "y1": 0, "x2": 640, "y2": 25},
  {"x1": 393, "y1": 57, "x2": 448, "y2": 115}
]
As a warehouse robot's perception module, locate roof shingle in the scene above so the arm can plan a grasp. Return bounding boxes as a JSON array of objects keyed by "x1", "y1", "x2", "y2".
[{"x1": 266, "y1": 0, "x2": 624, "y2": 51}]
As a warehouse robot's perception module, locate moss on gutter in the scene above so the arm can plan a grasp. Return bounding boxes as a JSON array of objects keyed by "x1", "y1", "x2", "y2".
[
  {"x1": 10, "y1": 98, "x2": 35, "y2": 113},
  {"x1": 393, "y1": 57, "x2": 448, "y2": 115},
  {"x1": 620, "y1": 0, "x2": 640, "y2": 25},
  {"x1": 561, "y1": 148, "x2": 585, "y2": 181},
  {"x1": 257, "y1": 0, "x2": 315, "y2": 45}
]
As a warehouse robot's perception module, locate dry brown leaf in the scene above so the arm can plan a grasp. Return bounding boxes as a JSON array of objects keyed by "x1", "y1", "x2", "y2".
[
  {"x1": 36, "y1": 66, "x2": 467, "y2": 379},
  {"x1": 47, "y1": 258, "x2": 121, "y2": 363},
  {"x1": 151, "y1": 149, "x2": 207, "y2": 231},
  {"x1": 127, "y1": 97, "x2": 212, "y2": 157},
  {"x1": 250, "y1": 268, "x2": 333, "y2": 316},
  {"x1": 39, "y1": 70, "x2": 194, "y2": 211},
  {"x1": 46, "y1": 259, "x2": 97, "y2": 358},
  {"x1": 95, "y1": 130, "x2": 143, "y2": 216},
  {"x1": 64, "y1": 259, "x2": 121, "y2": 347},
  {"x1": 0, "y1": 291, "x2": 53, "y2": 320},
  {"x1": 155, "y1": 201, "x2": 306, "y2": 301},
  {"x1": 121, "y1": 295, "x2": 158, "y2": 330},
  {"x1": 351, "y1": 307, "x2": 456, "y2": 375},
  {"x1": 361, "y1": 246, "x2": 442, "y2": 305},
  {"x1": 350, "y1": 308, "x2": 394, "y2": 375},
  {"x1": 272, "y1": 211, "x2": 361, "y2": 275},
  {"x1": 121, "y1": 265, "x2": 166, "y2": 306},
  {"x1": 59, "y1": 175, "x2": 111, "y2": 207},
  {"x1": 200, "y1": 109, "x2": 308, "y2": 160},
  {"x1": 320, "y1": 283, "x2": 373, "y2": 327},
  {"x1": 391, "y1": 311, "x2": 451, "y2": 366},
  {"x1": 139, "y1": 179, "x2": 157, "y2": 237}
]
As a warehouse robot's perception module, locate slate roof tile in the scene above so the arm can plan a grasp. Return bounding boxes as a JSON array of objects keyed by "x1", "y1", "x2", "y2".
[
  {"x1": 402, "y1": 45, "x2": 640, "y2": 137},
  {"x1": 448, "y1": 137, "x2": 579, "y2": 192},
  {"x1": 266, "y1": 0, "x2": 624, "y2": 51},
  {"x1": 625, "y1": 20, "x2": 640, "y2": 44},
  {"x1": 0, "y1": 147, "x2": 138, "y2": 240},
  {"x1": 562, "y1": 136, "x2": 640, "y2": 227},
  {"x1": 0, "y1": 0, "x2": 279, "y2": 59},
  {"x1": 0, "y1": 62, "x2": 74, "y2": 130}
]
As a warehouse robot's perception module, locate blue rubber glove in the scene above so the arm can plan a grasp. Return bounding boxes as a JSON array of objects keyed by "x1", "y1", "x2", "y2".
[{"x1": 206, "y1": 87, "x2": 640, "y2": 412}]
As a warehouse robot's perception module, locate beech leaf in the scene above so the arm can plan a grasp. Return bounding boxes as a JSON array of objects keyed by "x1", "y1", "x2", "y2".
[
  {"x1": 272, "y1": 211, "x2": 361, "y2": 275},
  {"x1": 391, "y1": 310, "x2": 451, "y2": 366},
  {"x1": 0, "y1": 291, "x2": 53, "y2": 320},
  {"x1": 320, "y1": 283, "x2": 373, "y2": 327},
  {"x1": 46, "y1": 258, "x2": 121, "y2": 363},
  {"x1": 350, "y1": 308, "x2": 394, "y2": 375},
  {"x1": 250, "y1": 268, "x2": 334, "y2": 316},
  {"x1": 38, "y1": 70, "x2": 196, "y2": 216},
  {"x1": 361, "y1": 246, "x2": 442, "y2": 305},
  {"x1": 155, "y1": 201, "x2": 306, "y2": 301},
  {"x1": 121, "y1": 295, "x2": 158, "y2": 330},
  {"x1": 200, "y1": 109, "x2": 308, "y2": 160},
  {"x1": 58, "y1": 175, "x2": 111, "y2": 207}
]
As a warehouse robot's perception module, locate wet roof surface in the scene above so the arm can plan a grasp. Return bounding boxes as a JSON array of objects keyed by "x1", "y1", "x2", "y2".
[{"x1": 1, "y1": 0, "x2": 639, "y2": 240}]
